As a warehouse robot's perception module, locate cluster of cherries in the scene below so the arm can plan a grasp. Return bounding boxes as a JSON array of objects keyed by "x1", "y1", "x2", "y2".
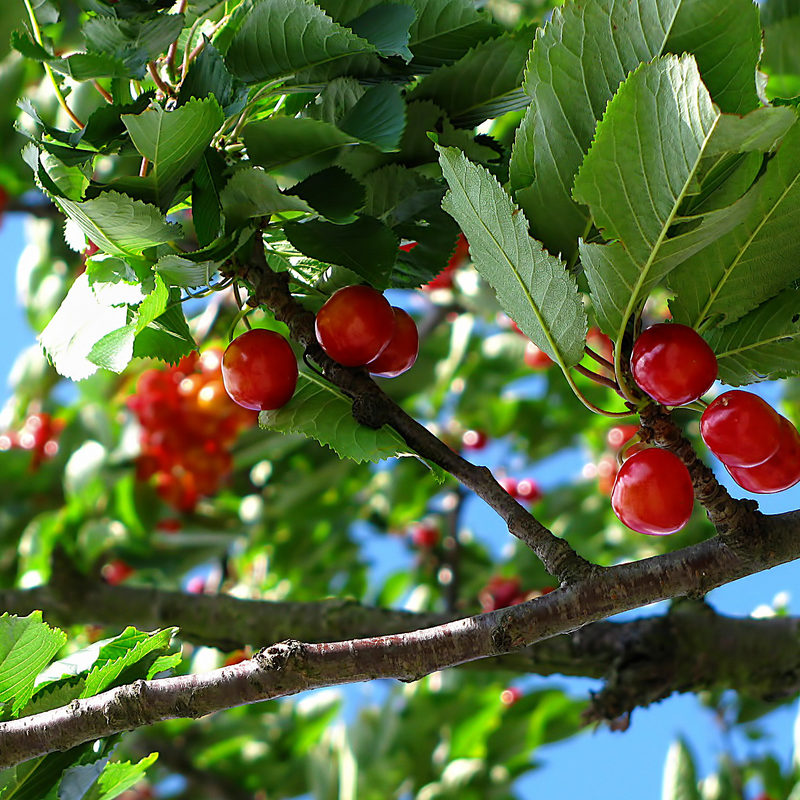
[
  {"x1": 479, "y1": 575, "x2": 553, "y2": 612},
  {"x1": 0, "y1": 412, "x2": 63, "y2": 471},
  {"x1": 128, "y1": 350, "x2": 255, "y2": 512},
  {"x1": 611, "y1": 323, "x2": 800, "y2": 536},
  {"x1": 222, "y1": 284, "x2": 420, "y2": 412}
]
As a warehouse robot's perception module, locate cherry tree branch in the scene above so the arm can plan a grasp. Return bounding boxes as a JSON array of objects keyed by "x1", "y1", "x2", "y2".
[
  {"x1": 2, "y1": 508, "x2": 799, "y2": 768},
  {"x1": 239, "y1": 243, "x2": 594, "y2": 585}
]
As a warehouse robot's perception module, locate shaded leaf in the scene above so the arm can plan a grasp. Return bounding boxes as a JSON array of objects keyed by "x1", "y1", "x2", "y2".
[
  {"x1": 347, "y1": 3, "x2": 415, "y2": 61},
  {"x1": 286, "y1": 166, "x2": 365, "y2": 223},
  {"x1": 177, "y1": 38, "x2": 248, "y2": 116},
  {"x1": 338, "y1": 83, "x2": 407, "y2": 152},
  {"x1": 220, "y1": 167, "x2": 312, "y2": 226}
]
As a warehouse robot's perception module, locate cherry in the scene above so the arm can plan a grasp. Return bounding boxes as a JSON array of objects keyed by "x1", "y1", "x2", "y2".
[
  {"x1": 186, "y1": 576, "x2": 206, "y2": 594},
  {"x1": 632, "y1": 323, "x2": 718, "y2": 406},
  {"x1": 611, "y1": 448, "x2": 694, "y2": 535},
  {"x1": 516, "y1": 478, "x2": 542, "y2": 503},
  {"x1": 498, "y1": 476, "x2": 519, "y2": 498},
  {"x1": 479, "y1": 576, "x2": 525, "y2": 611},
  {"x1": 524, "y1": 341, "x2": 553, "y2": 369},
  {"x1": 399, "y1": 241, "x2": 418, "y2": 252},
  {"x1": 423, "y1": 233, "x2": 469, "y2": 290},
  {"x1": 727, "y1": 416, "x2": 800, "y2": 493},
  {"x1": 461, "y1": 429, "x2": 488, "y2": 450},
  {"x1": 500, "y1": 687, "x2": 523, "y2": 706},
  {"x1": 607, "y1": 424, "x2": 640, "y2": 449},
  {"x1": 222, "y1": 328, "x2": 298, "y2": 411},
  {"x1": 700, "y1": 390, "x2": 782, "y2": 467},
  {"x1": 102, "y1": 559, "x2": 134, "y2": 585},
  {"x1": 315, "y1": 285, "x2": 395, "y2": 367},
  {"x1": 411, "y1": 523, "x2": 439, "y2": 549},
  {"x1": 367, "y1": 307, "x2": 419, "y2": 378}
]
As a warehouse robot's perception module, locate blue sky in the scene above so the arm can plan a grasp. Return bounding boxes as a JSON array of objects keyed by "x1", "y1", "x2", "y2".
[{"x1": 1, "y1": 212, "x2": 798, "y2": 799}]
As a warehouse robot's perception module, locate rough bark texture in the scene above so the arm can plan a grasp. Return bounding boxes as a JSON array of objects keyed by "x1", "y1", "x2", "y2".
[{"x1": 1, "y1": 508, "x2": 799, "y2": 768}]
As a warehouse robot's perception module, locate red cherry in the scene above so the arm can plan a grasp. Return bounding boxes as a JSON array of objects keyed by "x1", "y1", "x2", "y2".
[
  {"x1": 500, "y1": 687, "x2": 523, "y2": 706},
  {"x1": 315, "y1": 285, "x2": 395, "y2": 367},
  {"x1": 448, "y1": 233, "x2": 470, "y2": 267},
  {"x1": 102, "y1": 559, "x2": 134, "y2": 585},
  {"x1": 367, "y1": 307, "x2": 419, "y2": 378},
  {"x1": 498, "y1": 476, "x2": 519, "y2": 498},
  {"x1": 479, "y1": 576, "x2": 524, "y2": 612},
  {"x1": 607, "y1": 424, "x2": 640, "y2": 449},
  {"x1": 516, "y1": 478, "x2": 542, "y2": 503},
  {"x1": 399, "y1": 241, "x2": 418, "y2": 252},
  {"x1": 224, "y1": 651, "x2": 249, "y2": 667},
  {"x1": 631, "y1": 323, "x2": 718, "y2": 406},
  {"x1": 701, "y1": 390, "x2": 783, "y2": 467},
  {"x1": 461, "y1": 429, "x2": 488, "y2": 450},
  {"x1": 186, "y1": 576, "x2": 206, "y2": 594},
  {"x1": 727, "y1": 416, "x2": 800, "y2": 493},
  {"x1": 156, "y1": 518, "x2": 183, "y2": 533},
  {"x1": 611, "y1": 448, "x2": 694, "y2": 535},
  {"x1": 524, "y1": 341, "x2": 553, "y2": 369},
  {"x1": 411, "y1": 523, "x2": 439, "y2": 549},
  {"x1": 222, "y1": 329, "x2": 298, "y2": 411}
]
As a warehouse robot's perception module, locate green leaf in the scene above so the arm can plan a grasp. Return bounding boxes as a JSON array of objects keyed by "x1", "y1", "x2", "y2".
[
  {"x1": 220, "y1": 166, "x2": 313, "y2": 226},
  {"x1": 54, "y1": 192, "x2": 182, "y2": 258},
  {"x1": 87, "y1": 325, "x2": 137, "y2": 373},
  {"x1": 224, "y1": 0, "x2": 376, "y2": 84},
  {"x1": 132, "y1": 304, "x2": 197, "y2": 364},
  {"x1": 705, "y1": 289, "x2": 800, "y2": 386},
  {"x1": 662, "y1": 739, "x2": 700, "y2": 800},
  {"x1": 121, "y1": 98, "x2": 225, "y2": 210},
  {"x1": 338, "y1": 83, "x2": 406, "y2": 152},
  {"x1": 260, "y1": 372, "x2": 419, "y2": 463},
  {"x1": 76, "y1": 92, "x2": 154, "y2": 150},
  {"x1": 10, "y1": 32, "x2": 129, "y2": 80},
  {"x1": 408, "y1": 26, "x2": 536, "y2": 127},
  {"x1": 39, "y1": 274, "x2": 132, "y2": 381},
  {"x1": 0, "y1": 612, "x2": 66, "y2": 717},
  {"x1": 669, "y1": 119, "x2": 800, "y2": 327},
  {"x1": 572, "y1": 56, "x2": 720, "y2": 339},
  {"x1": 286, "y1": 166, "x2": 365, "y2": 223},
  {"x1": 192, "y1": 149, "x2": 226, "y2": 247},
  {"x1": 347, "y1": 3, "x2": 415, "y2": 61},
  {"x1": 176, "y1": 38, "x2": 248, "y2": 116},
  {"x1": 38, "y1": 151, "x2": 90, "y2": 201},
  {"x1": 81, "y1": 627, "x2": 178, "y2": 698},
  {"x1": 438, "y1": 145, "x2": 586, "y2": 367},
  {"x1": 155, "y1": 255, "x2": 219, "y2": 287},
  {"x1": 510, "y1": 0, "x2": 761, "y2": 262},
  {"x1": 95, "y1": 754, "x2": 159, "y2": 800},
  {"x1": 82, "y1": 14, "x2": 185, "y2": 78},
  {"x1": 285, "y1": 216, "x2": 398, "y2": 288},
  {"x1": 244, "y1": 117, "x2": 361, "y2": 172}
]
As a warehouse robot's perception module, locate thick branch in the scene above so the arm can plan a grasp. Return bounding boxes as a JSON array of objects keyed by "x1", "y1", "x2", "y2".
[
  {"x1": 3, "y1": 508, "x2": 799, "y2": 767},
  {"x1": 241, "y1": 245, "x2": 593, "y2": 584}
]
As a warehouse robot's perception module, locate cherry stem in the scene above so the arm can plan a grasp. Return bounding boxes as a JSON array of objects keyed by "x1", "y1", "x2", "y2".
[
  {"x1": 92, "y1": 81, "x2": 113, "y2": 103},
  {"x1": 148, "y1": 61, "x2": 175, "y2": 98},
  {"x1": 572, "y1": 363, "x2": 621, "y2": 393},
  {"x1": 166, "y1": 0, "x2": 188, "y2": 81},
  {"x1": 584, "y1": 345, "x2": 614, "y2": 372},
  {"x1": 616, "y1": 433, "x2": 642, "y2": 467}
]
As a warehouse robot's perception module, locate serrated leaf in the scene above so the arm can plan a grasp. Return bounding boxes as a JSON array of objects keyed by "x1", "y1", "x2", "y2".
[
  {"x1": 38, "y1": 151, "x2": 90, "y2": 201},
  {"x1": 39, "y1": 273, "x2": 131, "y2": 381},
  {"x1": 176, "y1": 38, "x2": 248, "y2": 116},
  {"x1": 58, "y1": 756, "x2": 110, "y2": 800},
  {"x1": 81, "y1": 627, "x2": 178, "y2": 699},
  {"x1": 244, "y1": 117, "x2": 361, "y2": 172},
  {"x1": 286, "y1": 166, "x2": 365, "y2": 223},
  {"x1": 87, "y1": 325, "x2": 136, "y2": 373},
  {"x1": 408, "y1": 26, "x2": 536, "y2": 127},
  {"x1": 437, "y1": 145, "x2": 586, "y2": 366},
  {"x1": 54, "y1": 192, "x2": 181, "y2": 258},
  {"x1": 338, "y1": 82, "x2": 406, "y2": 152},
  {"x1": 662, "y1": 739, "x2": 700, "y2": 800},
  {"x1": 347, "y1": 3, "x2": 415, "y2": 61},
  {"x1": 0, "y1": 612, "x2": 66, "y2": 717},
  {"x1": 95, "y1": 754, "x2": 158, "y2": 800},
  {"x1": 121, "y1": 98, "x2": 225, "y2": 210},
  {"x1": 260, "y1": 371, "x2": 418, "y2": 463},
  {"x1": 132, "y1": 304, "x2": 196, "y2": 364},
  {"x1": 285, "y1": 215, "x2": 398, "y2": 288},
  {"x1": 705, "y1": 289, "x2": 800, "y2": 386},
  {"x1": 83, "y1": 14, "x2": 185, "y2": 78},
  {"x1": 224, "y1": 0, "x2": 376, "y2": 84},
  {"x1": 510, "y1": 0, "x2": 761, "y2": 262},
  {"x1": 75, "y1": 92, "x2": 154, "y2": 150},
  {"x1": 669, "y1": 119, "x2": 800, "y2": 327},
  {"x1": 220, "y1": 166, "x2": 313, "y2": 226},
  {"x1": 192, "y1": 149, "x2": 226, "y2": 246},
  {"x1": 155, "y1": 255, "x2": 218, "y2": 287},
  {"x1": 572, "y1": 56, "x2": 721, "y2": 339}
]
